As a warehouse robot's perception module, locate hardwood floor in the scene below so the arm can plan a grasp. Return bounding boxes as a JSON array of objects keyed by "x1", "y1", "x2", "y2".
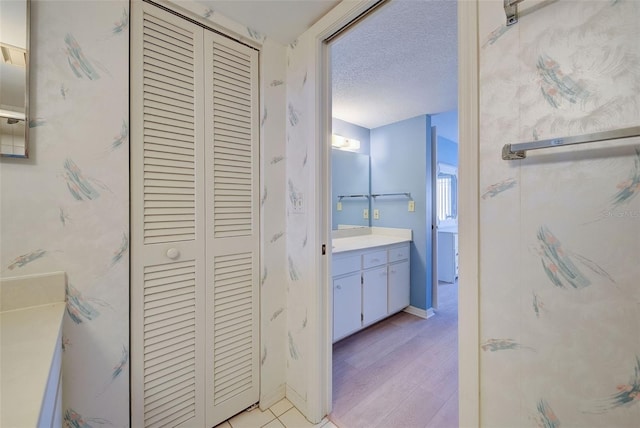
[{"x1": 330, "y1": 281, "x2": 458, "y2": 428}]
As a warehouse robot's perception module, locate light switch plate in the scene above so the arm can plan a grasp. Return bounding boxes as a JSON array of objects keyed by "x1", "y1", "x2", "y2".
[
  {"x1": 337, "y1": 201, "x2": 342, "y2": 211},
  {"x1": 373, "y1": 209, "x2": 379, "y2": 219},
  {"x1": 408, "y1": 200, "x2": 415, "y2": 212},
  {"x1": 363, "y1": 208, "x2": 369, "y2": 219}
]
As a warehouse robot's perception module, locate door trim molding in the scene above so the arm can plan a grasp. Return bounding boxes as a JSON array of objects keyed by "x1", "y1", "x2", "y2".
[
  {"x1": 458, "y1": 0, "x2": 481, "y2": 426},
  {"x1": 310, "y1": 1, "x2": 385, "y2": 421}
]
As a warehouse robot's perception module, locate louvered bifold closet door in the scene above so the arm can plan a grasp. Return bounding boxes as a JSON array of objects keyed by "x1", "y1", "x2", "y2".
[
  {"x1": 203, "y1": 32, "x2": 260, "y2": 428},
  {"x1": 131, "y1": 2, "x2": 206, "y2": 427}
]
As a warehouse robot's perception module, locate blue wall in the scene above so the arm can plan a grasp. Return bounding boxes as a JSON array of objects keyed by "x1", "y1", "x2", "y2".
[
  {"x1": 370, "y1": 115, "x2": 433, "y2": 311},
  {"x1": 430, "y1": 109, "x2": 458, "y2": 143},
  {"x1": 437, "y1": 136, "x2": 458, "y2": 166}
]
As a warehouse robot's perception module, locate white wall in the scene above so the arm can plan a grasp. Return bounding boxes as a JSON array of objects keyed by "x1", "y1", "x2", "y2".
[
  {"x1": 257, "y1": 37, "x2": 289, "y2": 407},
  {"x1": 285, "y1": 28, "x2": 318, "y2": 411},
  {"x1": 478, "y1": 0, "x2": 640, "y2": 426},
  {"x1": 0, "y1": 1, "x2": 130, "y2": 424},
  {"x1": 0, "y1": 0, "x2": 288, "y2": 423}
]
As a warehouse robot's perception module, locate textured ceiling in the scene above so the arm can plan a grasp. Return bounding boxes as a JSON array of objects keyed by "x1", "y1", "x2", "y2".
[
  {"x1": 196, "y1": 0, "x2": 340, "y2": 45},
  {"x1": 331, "y1": 0, "x2": 458, "y2": 130},
  {"x1": 194, "y1": 0, "x2": 458, "y2": 132}
]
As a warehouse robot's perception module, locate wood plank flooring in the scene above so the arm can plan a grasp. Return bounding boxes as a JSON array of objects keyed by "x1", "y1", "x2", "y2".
[{"x1": 330, "y1": 281, "x2": 458, "y2": 428}]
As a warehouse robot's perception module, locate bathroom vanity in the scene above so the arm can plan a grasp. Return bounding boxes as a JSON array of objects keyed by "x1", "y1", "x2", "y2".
[{"x1": 332, "y1": 228, "x2": 411, "y2": 342}]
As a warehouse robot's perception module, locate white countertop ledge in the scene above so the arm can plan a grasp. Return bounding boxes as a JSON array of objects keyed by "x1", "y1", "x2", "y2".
[
  {"x1": 332, "y1": 227, "x2": 412, "y2": 253},
  {"x1": 1, "y1": 272, "x2": 66, "y2": 428}
]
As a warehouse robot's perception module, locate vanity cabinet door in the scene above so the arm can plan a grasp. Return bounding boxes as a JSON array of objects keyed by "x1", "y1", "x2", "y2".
[
  {"x1": 333, "y1": 273, "x2": 362, "y2": 342},
  {"x1": 388, "y1": 260, "x2": 410, "y2": 314},
  {"x1": 362, "y1": 266, "x2": 388, "y2": 326}
]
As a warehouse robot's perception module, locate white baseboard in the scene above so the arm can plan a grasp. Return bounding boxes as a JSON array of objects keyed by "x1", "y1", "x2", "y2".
[
  {"x1": 285, "y1": 384, "x2": 307, "y2": 417},
  {"x1": 404, "y1": 305, "x2": 436, "y2": 319},
  {"x1": 259, "y1": 383, "x2": 286, "y2": 411}
]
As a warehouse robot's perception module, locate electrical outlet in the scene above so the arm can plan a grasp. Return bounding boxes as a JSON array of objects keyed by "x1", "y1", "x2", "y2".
[
  {"x1": 337, "y1": 201, "x2": 342, "y2": 211},
  {"x1": 408, "y1": 200, "x2": 415, "y2": 212},
  {"x1": 373, "y1": 209, "x2": 380, "y2": 220},
  {"x1": 363, "y1": 208, "x2": 369, "y2": 219}
]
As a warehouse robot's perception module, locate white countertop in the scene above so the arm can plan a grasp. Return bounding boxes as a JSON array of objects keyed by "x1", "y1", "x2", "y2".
[
  {"x1": 332, "y1": 227, "x2": 412, "y2": 253},
  {"x1": 1, "y1": 272, "x2": 66, "y2": 428}
]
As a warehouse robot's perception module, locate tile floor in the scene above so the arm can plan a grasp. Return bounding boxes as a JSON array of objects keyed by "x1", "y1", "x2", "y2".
[{"x1": 215, "y1": 398, "x2": 338, "y2": 428}]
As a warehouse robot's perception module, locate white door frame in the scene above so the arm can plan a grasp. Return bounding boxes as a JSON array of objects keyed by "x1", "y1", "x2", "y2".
[
  {"x1": 457, "y1": 1, "x2": 480, "y2": 426},
  {"x1": 312, "y1": 0, "x2": 480, "y2": 425}
]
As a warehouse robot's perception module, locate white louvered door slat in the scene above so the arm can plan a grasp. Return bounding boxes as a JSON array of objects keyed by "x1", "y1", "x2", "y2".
[
  {"x1": 134, "y1": 3, "x2": 259, "y2": 428},
  {"x1": 132, "y1": 2, "x2": 205, "y2": 427},
  {"x1": 204, "y1": 32, "x2": 260, "y2": 428}
]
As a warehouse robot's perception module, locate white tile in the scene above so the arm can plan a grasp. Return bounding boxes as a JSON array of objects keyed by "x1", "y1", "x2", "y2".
[
  {"x1": 278, "y1": 407, "x2": 326, "y2": 428},
  {"x1": 214, "y1": 422, "x2": 232, "y2": 428},
  {"x1": 269, "y1": 398, "x2": 294, "y2": 417},
  {"x1": 320, "y1": 421, "x2": 338, "y2": 428},
  {"x1": 263, "y1": 419, "x2": 286, "y2": 428},
  {"x1": 228, "y1": 407, "x2": 276, "y2": 428}
]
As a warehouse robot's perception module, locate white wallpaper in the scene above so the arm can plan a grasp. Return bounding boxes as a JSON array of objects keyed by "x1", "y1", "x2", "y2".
[
  {"x1": 0, "y1": 1, "x2": 130, "y2": 425},
  {"x1": 285, "y1": 33, "x2": 315, "y2": 404},
  {"x1": 479, "y1": 0, "x2": 640, "y2": 426},
  {"x1": 0, "y1": 0, "x2": 288, "y2": 425},
  {"x1": 258, "y1": 37, "x2": 288, "y2": 406}
]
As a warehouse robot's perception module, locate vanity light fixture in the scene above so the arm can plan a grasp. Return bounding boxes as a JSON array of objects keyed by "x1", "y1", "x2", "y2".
[{"x1": 332, "y1": 134, "x2": 361, "y2": 151}]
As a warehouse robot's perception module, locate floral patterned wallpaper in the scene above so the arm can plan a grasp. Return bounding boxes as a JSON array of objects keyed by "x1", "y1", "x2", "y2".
[
  {"x1": 0, "y1": 0, "x2": 288, "y2": 425},
  {"x1": 479, "y1": 0, "x2": 640, "y2": 426}
]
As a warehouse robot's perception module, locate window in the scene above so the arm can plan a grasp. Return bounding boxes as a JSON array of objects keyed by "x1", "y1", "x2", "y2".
[{"x1": 437, "y1": 163, "x2": 457, "y2": 224}]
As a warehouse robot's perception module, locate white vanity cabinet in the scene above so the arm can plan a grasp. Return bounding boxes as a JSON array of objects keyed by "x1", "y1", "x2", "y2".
[
  {"x1": 362, "y1": 250, "x2": 388, "y2": 326},
  {"x1": 332, "y1": 254, "x2": 362, "y2": 341},
  {"x1": 333, "y1": 272, "x2": 362, "y2": 340},
  {"x1": 388, "y1": 244, "x2": 410, "y2": 314},
  {"x1": 437, "y1": 231, "x2": 458, "y2": 283},
  {"x1": 332, "y1": 242, "x2": 410, "y2": 342}
]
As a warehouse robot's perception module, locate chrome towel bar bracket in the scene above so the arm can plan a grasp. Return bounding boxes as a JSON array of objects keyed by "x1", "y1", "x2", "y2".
[
  {"x1": 502, "y1": 126, "x2": 640, "y2": 160},
  {"x1": 504, "y1": 0, "x2": 526, "y2": 25}
]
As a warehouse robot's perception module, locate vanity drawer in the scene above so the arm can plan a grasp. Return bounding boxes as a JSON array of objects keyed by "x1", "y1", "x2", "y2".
[
  {"x1": 362, "y1": 250, "x2": 387, "y2": 269},
  {"x1": 388, "y1": 244, "x2": 409, "y2": 263},
  {"x1": 333, "y1": 254, "x2": 361, "y2": 277}
]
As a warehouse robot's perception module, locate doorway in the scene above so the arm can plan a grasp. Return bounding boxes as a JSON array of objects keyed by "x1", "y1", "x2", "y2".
[{"x1": 326, "y1": 1, "x2": 459, "y2": 426}]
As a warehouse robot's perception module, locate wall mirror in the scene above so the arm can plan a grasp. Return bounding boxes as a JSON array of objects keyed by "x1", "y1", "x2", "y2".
[
  {"x1": 0, "y1": 0, "x2": 29, "y2": 158},
  {"x1": 331, "y1": 149, "x2": 371, "y2": 229},
  {"x1": 436, "y1": 163, "x2": 458, "y2": 227}
]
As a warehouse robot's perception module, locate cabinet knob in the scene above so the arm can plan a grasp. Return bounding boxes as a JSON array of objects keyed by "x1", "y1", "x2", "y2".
[
  {"x1": 166, "y1": 248, "x2": 180, "y2": 260},
  {"x1": 336, "y1": 285, "x2": 342, "y2": 290}
]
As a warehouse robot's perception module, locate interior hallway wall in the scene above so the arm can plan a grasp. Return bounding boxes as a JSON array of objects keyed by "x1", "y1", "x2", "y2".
[
  {"x1": 478, "y1": 0, "x2": 640, "y2": 426},
  {"x1": 370, "y1": 115, "x2": 433, "y2": 311},
  {"x1": 0, "y1": 1, "x2": 130, "y2": 424},
  {"x1": 0, "y1": 0, "x2": 288, "y2": 423}
]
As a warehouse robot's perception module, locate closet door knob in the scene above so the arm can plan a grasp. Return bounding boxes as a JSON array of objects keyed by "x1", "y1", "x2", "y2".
[{"x1": 166, "y1": 248, "x2": 180, "y2": 260}]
